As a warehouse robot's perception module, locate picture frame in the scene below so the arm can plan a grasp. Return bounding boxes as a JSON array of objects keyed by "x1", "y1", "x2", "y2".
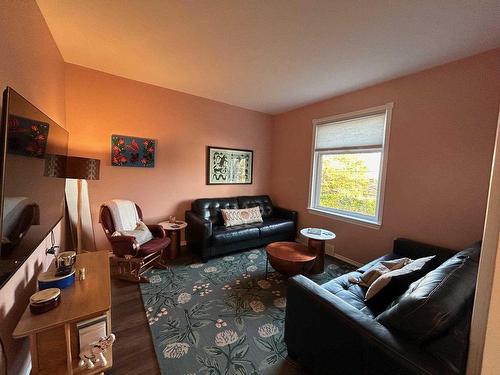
[
  {"x1": 206, "y1": 146, "x2": 253, "y2": 185},
  {"x1": 111, "y1": 134, "x2": 155, "y2": 168}
]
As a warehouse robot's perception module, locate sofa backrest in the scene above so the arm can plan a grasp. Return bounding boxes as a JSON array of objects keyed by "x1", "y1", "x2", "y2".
[
  {"x1": 191, "y1": 197, "x2": 239, "y2": 225},
  {"x1": 378, "y1": 241, "x2": 481, "y2": 374},
  {"x1": 237, "y1": 195, "x2": 274, "y2": 218}
]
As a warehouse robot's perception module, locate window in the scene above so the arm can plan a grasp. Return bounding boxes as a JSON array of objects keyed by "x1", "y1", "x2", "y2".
[{"x1": 308, "y1": 103, "x2": 392, "y2": 228}]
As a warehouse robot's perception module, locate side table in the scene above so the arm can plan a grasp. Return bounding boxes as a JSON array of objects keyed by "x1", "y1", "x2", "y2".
[
  {"x1": 300, "y1": 228, "x2": 336, "y2": 274},
  {"x1": 158, "y1": 221, "x2": 187, "y2": 260}
]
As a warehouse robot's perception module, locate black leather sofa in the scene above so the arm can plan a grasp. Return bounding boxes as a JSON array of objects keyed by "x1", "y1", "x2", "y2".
[
  {"x1": 185, "y1": 195, "x2": 297, "y2": 261},
  {"x1": 285, "y1": 238, "x2": 480, "y2": 375}
]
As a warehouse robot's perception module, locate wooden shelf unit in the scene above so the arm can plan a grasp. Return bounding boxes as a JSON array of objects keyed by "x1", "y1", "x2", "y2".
[{"x1": 13, "y1": 251, "x2": 112, "y2": 374}]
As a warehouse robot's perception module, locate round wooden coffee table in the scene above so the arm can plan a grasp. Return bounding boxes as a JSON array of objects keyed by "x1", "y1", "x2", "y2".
[{"x1": 265, "y1": 242, "x2": 317, "y2": 278}]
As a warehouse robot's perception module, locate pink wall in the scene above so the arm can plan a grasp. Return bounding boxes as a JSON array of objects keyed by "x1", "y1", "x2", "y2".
[
  {"x1": 0, "y1": 1, "x2": 66, "y2": 373},
  {"x1": 65, "y1": 64, "x2": 273, "y2": 250},
  {"x1": 271, "y1": 49, "x2": 500, "y2": 264}
]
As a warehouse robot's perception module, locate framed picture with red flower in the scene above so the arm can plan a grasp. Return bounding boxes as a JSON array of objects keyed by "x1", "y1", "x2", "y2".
[
  {"x1": 111, "y1": 134, "x2": 156, "y2": 168},
  {"x1": 7, "y1": 115, "x2": 49, "y2": 158}
]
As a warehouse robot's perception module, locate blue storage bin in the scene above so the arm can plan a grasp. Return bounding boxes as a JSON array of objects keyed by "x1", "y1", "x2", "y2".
[{"x1": 38, "y1": 270, "x2": 75, "y2": 290}]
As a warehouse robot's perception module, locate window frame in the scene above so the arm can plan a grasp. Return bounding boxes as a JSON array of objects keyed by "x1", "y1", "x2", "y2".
[{"x1": 307, "y1": 103, "x2": 393, "y2": 229}]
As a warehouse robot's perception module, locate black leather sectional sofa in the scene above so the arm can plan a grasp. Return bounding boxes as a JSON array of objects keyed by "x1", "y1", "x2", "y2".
[
  {"x1": 285, "y1": 238, "x2": 480, "y2": 375},
  {"x1": 185, "y1": 195, "x2": 297, "y2": 261}
]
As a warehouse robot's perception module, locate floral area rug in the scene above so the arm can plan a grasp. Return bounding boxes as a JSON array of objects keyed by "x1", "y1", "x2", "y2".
[{"x1": 140, "y1": 248, "x2": 355, "y2": 375}]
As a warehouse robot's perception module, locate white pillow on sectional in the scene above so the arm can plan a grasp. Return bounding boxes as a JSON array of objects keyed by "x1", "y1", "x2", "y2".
[
  {"x1": 221, "y1": 207, "x2": 263, "y2": 227},
  {"x1": 357, "y1": 258, "x2": 412, "y2": 287},
  {"x1": 365, "y1": 256, "x2": 436, "y2": 301}
]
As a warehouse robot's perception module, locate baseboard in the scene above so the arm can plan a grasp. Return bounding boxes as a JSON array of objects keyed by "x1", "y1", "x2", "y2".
[
  {"x1": 325, "y1": 243, "x2": 335, "y2": 257},
  {"x1": 333, "y1": 252, "x2": 362, "y2": 268},
  {"x1": 295, "y1": 237, "x2": 362, "y2": 268}
]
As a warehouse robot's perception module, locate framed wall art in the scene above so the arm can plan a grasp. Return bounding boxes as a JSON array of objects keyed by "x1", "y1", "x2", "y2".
[
  {"x1": 206, "y1": 146, "x2": 253, "y2": 185},
  {"x1": 111, "y1": 134, "x2": 155, "y2": 168}
]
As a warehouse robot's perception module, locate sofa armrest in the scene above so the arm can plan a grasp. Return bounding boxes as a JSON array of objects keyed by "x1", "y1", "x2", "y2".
[
  {"x1": 108, "y1": 235, "x2": 139, "y2": 257},
  {"x1": 393, "y1": 238, "x2": 455, "y2": 263},
  {"x1": 285, "y1": 275, "x2": 449, "y2": 375},
  {"x1": 185, "y1": 211, "x2": 213, "y2": 261},
  {"x1": 273, "y1": 206, "x2": 297, "y2": 222},
  {"x1": 185, "y1": 211, "x2": 212, "y2": 238},
  {"x1": 147, "y1": 224, "x2": 166, "y2": 238}
]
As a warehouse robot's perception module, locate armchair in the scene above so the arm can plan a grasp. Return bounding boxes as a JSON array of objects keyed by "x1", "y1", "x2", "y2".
[{"x1": 99, "y1": 201, "x2": 170, "y2": 282}]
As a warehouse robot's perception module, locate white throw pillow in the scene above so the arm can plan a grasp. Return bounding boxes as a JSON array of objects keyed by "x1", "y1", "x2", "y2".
[
  {"x1": 221, "y1": 207, "x2": 263, "y2": 227},
  {"x1": 111, "y1": 220, "x2": 153, "y2": 245},
  {"x1": 364, "y1": 255, "x2": 435, "y2": 301},
  {"x1": 357, "y1": 258, "x2": 412, "y2": 287}
]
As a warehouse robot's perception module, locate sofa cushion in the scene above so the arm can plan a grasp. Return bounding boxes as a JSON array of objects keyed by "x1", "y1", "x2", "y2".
[
  {"x1": 377, "y1": 243, "x2": 480, "y2": 343},
  {"x1": 256, "y1": 218, "x2": 295, "y2": 238},
  {"x1": 322, "y1": 272, "x2": 379, "y2": 318},
  {"x1": 192, "y1": 197, "x2": 239, "y2": 226},
  {"x1": 237, "y1": 195, "x2": 274, "y2": 218},
  {"x1": 212, "y1": 225, "x2": 260, "y2": 245},
  {"x1": 137, "y1": 236, "x2": 171, "y2": 257}
]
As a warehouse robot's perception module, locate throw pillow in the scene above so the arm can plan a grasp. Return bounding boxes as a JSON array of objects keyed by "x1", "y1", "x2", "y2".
[
  {"x1": 221, "y1": 207, "x2": 263, "y2": 227},
  {"x1": 112, "y1": 220, "x2": 153, "y2": 245},
  {"x1": 365, "y1": 255, "x2": 436, "y2": 301},
  {"x1": 356, "y1": 258, "x2": 412, "y2": 287}
]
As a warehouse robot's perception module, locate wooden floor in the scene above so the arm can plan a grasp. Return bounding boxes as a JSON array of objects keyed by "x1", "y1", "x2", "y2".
[{"x1": 108, "y1": 278, "x2": 160, "y2": 375}]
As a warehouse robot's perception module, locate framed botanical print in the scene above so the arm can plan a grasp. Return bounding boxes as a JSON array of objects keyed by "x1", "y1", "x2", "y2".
[{"x1": 206, "y1": 146, "x2": 253, "y2": 185}]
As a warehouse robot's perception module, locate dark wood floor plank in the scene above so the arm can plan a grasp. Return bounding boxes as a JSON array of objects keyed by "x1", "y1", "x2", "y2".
[{"x1": 108, "y1": 278, "x2": 160, "y2": 375}]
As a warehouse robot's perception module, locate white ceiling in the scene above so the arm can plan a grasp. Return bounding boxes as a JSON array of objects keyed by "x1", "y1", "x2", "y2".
[{"x1": 37, "y1": 0, "x2": 500, "y2": 114}]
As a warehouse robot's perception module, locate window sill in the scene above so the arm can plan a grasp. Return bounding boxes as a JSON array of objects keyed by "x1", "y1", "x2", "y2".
[{"x1": 307, "y1": 207, "x2": 381, "y2": 230}]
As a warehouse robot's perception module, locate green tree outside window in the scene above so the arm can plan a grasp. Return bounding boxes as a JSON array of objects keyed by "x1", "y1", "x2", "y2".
[{"x1": 319, "y1": 153, "x2": 380, "y2": 217}]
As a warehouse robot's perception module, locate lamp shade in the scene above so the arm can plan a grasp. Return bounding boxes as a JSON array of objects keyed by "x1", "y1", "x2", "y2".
[{"x1": 44, "y1": 155, "x2": 100, "y2": 180}]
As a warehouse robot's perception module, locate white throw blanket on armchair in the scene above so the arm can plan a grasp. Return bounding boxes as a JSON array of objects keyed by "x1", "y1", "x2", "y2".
[{"x1": 106, "y1": 199, "x2": 140, "y2": 231}]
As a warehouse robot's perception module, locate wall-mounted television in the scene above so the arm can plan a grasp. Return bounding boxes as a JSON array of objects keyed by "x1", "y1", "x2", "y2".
[{"x1": 0, "y1": 87, "x2": 68, "y2": 288}]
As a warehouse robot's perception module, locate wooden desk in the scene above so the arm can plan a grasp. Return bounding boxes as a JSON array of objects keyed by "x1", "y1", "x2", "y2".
[{"x1": 13, "y1": 251, "x2": 112, "y2": 375}]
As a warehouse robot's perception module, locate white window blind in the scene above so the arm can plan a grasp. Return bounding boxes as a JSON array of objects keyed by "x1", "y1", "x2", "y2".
[{"x1": 315, "y1": 113, "x2": 386, "y2": 151}]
